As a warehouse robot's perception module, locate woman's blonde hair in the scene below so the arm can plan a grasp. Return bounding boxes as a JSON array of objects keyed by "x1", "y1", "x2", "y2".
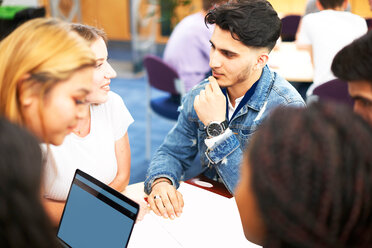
[
  {"x1": 70, "y1": 23, "x2": 107, "y2": 45},
  {"x1": 0, "y1": 18, "x2": 96, "y2": 126}
]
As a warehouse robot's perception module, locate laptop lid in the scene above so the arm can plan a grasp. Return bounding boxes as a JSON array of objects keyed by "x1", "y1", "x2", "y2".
[{"x1": 57, "y1": 169, "x2": 139, "y2": 248}]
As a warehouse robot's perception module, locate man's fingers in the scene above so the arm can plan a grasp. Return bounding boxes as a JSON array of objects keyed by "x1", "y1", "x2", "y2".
[
  {"x1": 168, "y1": 190, "x2": 183, "y2": 218},
  {"x1": 161, "y1": 194, "x2": 176, "y2": 219},
  {"x1": 154, "y1": 194, "x2": 168, "y2": 218},
  {"x1": 148, "y1": 194, "x2": 161, "y2": 216},
  {"x1": 176, "y1": 191, "x2": 184, "y2": 216},
  {"x1": 208, "y1": 76, "x2": 222, "y2": 94},
  {"x1": 205, "y1": 82, "x2": 213, "y2": 95}
]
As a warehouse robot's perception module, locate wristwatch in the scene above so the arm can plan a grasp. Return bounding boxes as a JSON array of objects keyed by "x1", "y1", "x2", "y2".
[{"x1": 205, "y1": 120, "x2": 228, "y2": 137}]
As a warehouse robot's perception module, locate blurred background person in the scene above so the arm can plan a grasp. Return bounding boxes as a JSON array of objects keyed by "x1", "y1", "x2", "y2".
[
  {"x1": 163, "y1": 0, "x2": 226, "y2": 92},
  {"x1": 304, "y1": 0, "x2": 350, "y2": 15},
  {"x1": 296, "y1": 0, "x2": 367, "y2": 99},
  {"x1": 0, "y1": 117, "x2": 59, "y2": 247},
  {"x1": 235, "y1": 102, "x2": 372, "y2": 247}
]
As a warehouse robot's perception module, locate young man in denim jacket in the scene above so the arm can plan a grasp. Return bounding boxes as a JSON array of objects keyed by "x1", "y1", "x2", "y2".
[{"x1": 145, "y1": 0, "x2": 305, "y2": 220}]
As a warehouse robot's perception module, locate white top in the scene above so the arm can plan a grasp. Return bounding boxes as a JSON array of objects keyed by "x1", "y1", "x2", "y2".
[
  {"x1": 296, "y1": 10, "x2": 367, "y2": 96},
  {"x1": 43, "y1": 91, "x2": 134, "y2": 201}
]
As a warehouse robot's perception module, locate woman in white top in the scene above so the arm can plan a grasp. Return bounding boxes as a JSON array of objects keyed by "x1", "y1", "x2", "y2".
[{"x1": 43, "y1": 24, "x2": 134, "y2": 225}]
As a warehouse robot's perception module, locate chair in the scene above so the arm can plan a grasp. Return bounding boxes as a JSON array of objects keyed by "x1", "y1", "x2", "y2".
[
  {"x1": 366, "y1": 18, "x2": 372, "y2": 30},
  {"x1": 143, "y1": 55, "x2": 184, "y2": 160},
  {"x1": 281, "y1": 15, "x2": 301, "y2": 42},
  {"x1": 312, "y1": 79, "x2": 353, "y2": 107}
]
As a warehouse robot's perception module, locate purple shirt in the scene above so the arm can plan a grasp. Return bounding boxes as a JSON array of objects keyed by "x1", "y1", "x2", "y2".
[{"x1": 163, "y1": 12, "x2": 214, "y2": 92}]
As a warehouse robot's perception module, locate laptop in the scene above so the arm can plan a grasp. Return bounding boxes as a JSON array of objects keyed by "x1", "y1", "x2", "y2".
[{"x1": 57, "y1": 169, "x2": 139, "y2": 248}]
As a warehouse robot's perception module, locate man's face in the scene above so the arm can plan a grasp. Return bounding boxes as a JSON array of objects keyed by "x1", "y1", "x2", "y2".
[
  {"x1": 348, "y1": 80, "x2": 372, "y2": 125},
  {"x1": 209, "y1": 26, "x2": 266, "y2": 89}
]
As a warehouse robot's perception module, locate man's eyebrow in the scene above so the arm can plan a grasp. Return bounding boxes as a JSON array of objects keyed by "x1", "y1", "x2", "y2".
[
  {"x1": 220, "y1": 48, "x2": 237, "y2": 55},
  {"x1": 352, "y1": 95, "x2": 372, "y2": 102},
  {"x1": 210, "y1": 40, "x2": 237, "y2": 55}
]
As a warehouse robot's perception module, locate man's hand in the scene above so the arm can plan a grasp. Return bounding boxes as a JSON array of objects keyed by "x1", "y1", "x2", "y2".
[
  {"x1": 194, "y1": 76, "x2": 226, "y2": 126},
  {"x1": 148, "y1": 179, "x2": 184, "y2": 219}
]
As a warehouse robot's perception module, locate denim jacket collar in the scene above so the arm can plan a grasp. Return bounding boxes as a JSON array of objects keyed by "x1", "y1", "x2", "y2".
[
  {"x1": 229, "y1": 65, "x2": 273, "y2": 123},
  {"x1": 246, "y1": 65, "x2": 273, "y2": 111}
]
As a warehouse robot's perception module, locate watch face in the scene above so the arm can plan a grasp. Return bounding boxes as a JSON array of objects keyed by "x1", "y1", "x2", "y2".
[{"x1": 207, "y1": 123, "x2": 223, "y2": 137}]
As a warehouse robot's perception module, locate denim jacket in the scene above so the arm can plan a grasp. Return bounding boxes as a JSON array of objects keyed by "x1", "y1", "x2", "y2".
[{"x1": 144, "y1": 66, "x2": 305, "y2": 195}]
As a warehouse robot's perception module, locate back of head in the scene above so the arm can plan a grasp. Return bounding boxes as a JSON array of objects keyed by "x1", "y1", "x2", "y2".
[
  {"x1": 248, "y1": 102, "x2": 372, "y2": 247},
  {"x1": 70, "y1": 23, "x2": 107, "y2": 45},
  {"x1": 331, "y1": 30, "x2": 372, "y2": 83},
  {"x1": 0, "y1": 18, "x2": 96, "y2": 125},
  {"x1": 0, "y1": 117, "x2": 58, "y2": 247},
  {"x1": 319, "y1": 0, "x2": 345, "y2": 9},
  {"x1": 205, "y1": 0, "x2": 281, "y2": 51},
  {"x1": 202, "y1": 0, "x2": 227, "y2": 11}
]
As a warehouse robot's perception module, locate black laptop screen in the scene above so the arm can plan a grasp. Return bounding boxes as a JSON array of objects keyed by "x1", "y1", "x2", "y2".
[{"x1": 57, "y1": 170, "x2": 138, "y2": 248}]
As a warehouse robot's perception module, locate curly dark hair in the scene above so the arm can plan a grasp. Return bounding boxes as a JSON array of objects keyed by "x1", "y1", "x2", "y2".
[
  {"x1": 332, "y1": 30, "x2": 372, "y2": 84},
  {"x1": 205, "y1": 0, "x2": 281, "y2": 51},
  {"x1": 0, "y1": 118, "x2": 59, "y2": 247},
  {"x1": 247, "y1": 102, "x2": 372, "y2": 248}
]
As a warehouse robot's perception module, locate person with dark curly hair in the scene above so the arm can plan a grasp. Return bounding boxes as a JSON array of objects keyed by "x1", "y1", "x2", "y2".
[
  {"x1": 0, "y1": 117, "x2": 59, "y2": 247},
  {"x1": 332, "y1": 30, "x2": 372, "y2": 126},
  {"x1": 145, "y1": 0, "x2": 304, "y2": 220},
  {"x1": 235, "y1": 102, "x2": 372, "y2": 247}
]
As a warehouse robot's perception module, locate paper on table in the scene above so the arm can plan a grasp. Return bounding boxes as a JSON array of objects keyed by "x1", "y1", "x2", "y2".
[
  {"x1": 128, "y1": 212, "x2": 183, "y2": 248},
  {"x1": 152, "y1": 183, "x2": 261, "y2": 248}
]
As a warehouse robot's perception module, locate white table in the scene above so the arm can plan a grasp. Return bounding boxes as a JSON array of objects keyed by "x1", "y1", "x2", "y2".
[
  {"x1": 123, "y1": 182, "x2": 261, "y2": 248},
  {"x1": 268, "y1": 42, "x2": 313, "y2": 83}
]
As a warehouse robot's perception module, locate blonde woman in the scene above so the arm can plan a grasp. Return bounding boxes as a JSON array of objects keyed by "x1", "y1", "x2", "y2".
[
  {"x1": 43, "y1": 24, "x2": 137, "y2": 225},
  {"x1": 0, "y1": 18, "x2": 96, "y2": 145}
]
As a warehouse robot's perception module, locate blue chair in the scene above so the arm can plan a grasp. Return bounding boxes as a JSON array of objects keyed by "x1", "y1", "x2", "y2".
[{"x1": 143, "y1": 55, "x2": 184, "y2": 160}]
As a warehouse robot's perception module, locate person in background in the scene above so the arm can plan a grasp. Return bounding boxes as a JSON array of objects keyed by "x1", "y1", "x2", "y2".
[
  {"x1": 304, "y1": 0, "x2": 350, "y2": 15},
  {"x1": 145, "y1": 0, "x2": 305, "y2": 220},
  {"x1": 296, "y1": 0, "x2": 367, "y2": 99},
  {"x1": 0, "y1": 18, "x2": 96, "y2": 146},
  {"x1": 331, "y1": 30, "x2": 372, "y2": 126},
  {"x1": 235, "y1": 102, "x2": 372, "y2": 247},
  {"x1": 0, "y1": 118, "x2": 59, "y2": 247},
  {"x1": 42, "y1": 24, "x2": 141, "y2": 225},
  {"x1": 163, "y1": 0, "x2": 226, "y2": 92}
]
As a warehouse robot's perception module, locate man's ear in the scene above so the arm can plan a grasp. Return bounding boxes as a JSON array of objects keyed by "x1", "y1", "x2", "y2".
[{"x1": 255, "y1": 52, "x2": 269, "y2": 70}]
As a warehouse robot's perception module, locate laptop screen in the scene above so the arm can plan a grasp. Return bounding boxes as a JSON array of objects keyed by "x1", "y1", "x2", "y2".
[{"x1": 57, "y1": 169, "x2": 139, "y2": 248}]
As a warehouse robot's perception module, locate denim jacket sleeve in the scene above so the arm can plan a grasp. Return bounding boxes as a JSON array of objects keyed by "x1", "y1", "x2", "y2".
[
  {"x1": 205, "y1": 131, "x2": 242, "y2": 194},
  {"x1": 144, "y1": 92, "x2": 200, "y2": 195}
]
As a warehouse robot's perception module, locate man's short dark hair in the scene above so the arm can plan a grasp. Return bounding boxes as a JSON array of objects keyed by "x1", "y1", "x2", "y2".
[
  {"x1": 331, "y1": 30, "x2": 372, "y2": 83},
  {"x1": 319, "y1": 0, "x2": 345, "y2": 9},
  {"x1": 205, "y1": 0, "x2": 281, "y2": 51}
]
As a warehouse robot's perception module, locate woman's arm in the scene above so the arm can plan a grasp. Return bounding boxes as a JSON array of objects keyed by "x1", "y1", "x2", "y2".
[
  {"x1": 42, "y1": 198, "x2": 65, "y2": 227},
  {"x1": 109, "y1": 132, "x2": 131, "y2": 192}
]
